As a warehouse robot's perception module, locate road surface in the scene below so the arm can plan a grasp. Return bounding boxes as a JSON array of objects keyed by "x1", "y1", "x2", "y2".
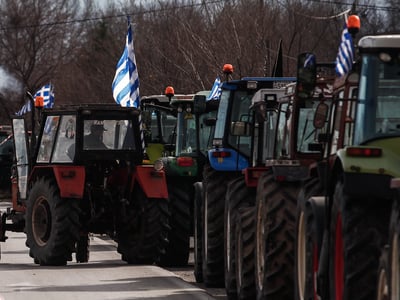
[{"x1": 0, "y1": 202, "x2": 224, "y2": 300}]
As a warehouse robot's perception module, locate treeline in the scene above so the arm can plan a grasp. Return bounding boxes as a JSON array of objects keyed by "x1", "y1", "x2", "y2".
[{"x1": 0, "y1": 0, "x2": 398, "y2": 123}]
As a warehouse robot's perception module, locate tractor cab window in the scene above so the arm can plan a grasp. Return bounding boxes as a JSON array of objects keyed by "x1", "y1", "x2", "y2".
[
  {"x1": 37, "y1": 115, "x2": 61, "y2": 163},
  {"x1": 83, "y1": 119, "x2": 136, "y2": 151},
  {"x1": 198, "y1": 110, "x2": 217, "y2": 154},
  {"x1": 228, "y1": 91, "x2": 253, "y2": 157},
  {"x1": 355, "y1": 53, "x2": 400, "y2": 144},
  {"x1": 296, "y1": 96, "x2": 332, "y2": 153},
  {"x1": 53, "y1": 115, "x2": 76, "y2": 162},
  {"x1": 148, "y1": 110, "x2": 176, "y2": 144},
  {"x1": 176, "y1": 112, "x2": 196, "y2": 155}
]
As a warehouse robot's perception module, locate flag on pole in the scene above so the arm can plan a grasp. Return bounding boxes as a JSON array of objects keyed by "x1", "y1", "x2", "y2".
[
  {"x1": 34, "y1": 83, "x2": 55, "y2": 108},
  {"x1": 206, "y1": 76, "x2": 221, "y2": 101},
  {"x1": 335, "y1": 24, "x2": 355, "y2": 77},
  {"x1": 112, "y1": 18, "x2": 140, "y2": 108},
  {"x1": 16, "y1": 100, "x2": 32, "y2": 116}
]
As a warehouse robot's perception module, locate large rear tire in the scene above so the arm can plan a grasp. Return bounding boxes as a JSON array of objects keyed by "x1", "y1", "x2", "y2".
[
  {"x1": 236, "y1": 206, "x2": 256, "y2": 300},
  {"x1": 25, "y1": 177, "x2": 80, "y2": 266},
  {"x1": 387, "y1": 197, "x2": 400, "y2": 300},
  {"x1": 202, "y1": 164, "x2": 239, "y2": 287},
  {"x1": 117, "y1": 186, "x2": 169, "y2": 264},
  {"x1": 295, "y1": 177, "x2": 323, "y2": 300},
  {"x1": 329, "y1": 181, "x2": 391, "y2": 300},
  {"x1": 159, "y1": 178, "x2": 191, "y2": 267},
  {"x1": 224, "y1": 176, "x2": 255, "y2": 299},
  {"x1": 255, "y1": 172, "x2": 300, "y2": 299},
  {"x1": 193, "y1": 182, "x2": 204, "y2": 282}
]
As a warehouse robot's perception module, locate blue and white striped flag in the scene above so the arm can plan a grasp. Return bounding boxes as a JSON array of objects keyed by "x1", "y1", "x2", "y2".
[
  {"x1": 35, "y1": 84, "x2": 55, "y2": 108},
  {"x1": 112, "y1": 18, "x2": 140, "y2": 108},
  {"x1": 16, "y1": 100, "x2": 32, "y2": 116},
  {"x1": 206, "y1": 76, "x2": 221, "y2": 101},
  {"x1": 335, "y1": 24, "x2": 355, "y2": 77}
]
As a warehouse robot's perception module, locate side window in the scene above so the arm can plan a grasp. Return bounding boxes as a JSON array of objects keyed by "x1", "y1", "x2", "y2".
[
  {"x1": 37, "y1": 116, "x2": 60, "y2": 162},
  {"x1": 53, "y1": 115, "x2": 76, "y2": 162}
]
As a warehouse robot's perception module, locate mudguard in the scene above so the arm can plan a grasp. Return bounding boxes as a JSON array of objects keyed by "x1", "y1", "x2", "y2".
[
  {"x1": 208, "y1": 148, "x2": 249, "y2": 171},
  {"x1": 132, "y1": 165, "x2": 168, "y2": 199},
  {"x1": 53, "y1": 166, "x2": 86, "y2": 198}
]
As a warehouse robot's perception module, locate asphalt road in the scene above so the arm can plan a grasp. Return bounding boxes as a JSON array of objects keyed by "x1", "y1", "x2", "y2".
[{"x1": 0, "y1": 201, "x2": 227, "y2": 300}]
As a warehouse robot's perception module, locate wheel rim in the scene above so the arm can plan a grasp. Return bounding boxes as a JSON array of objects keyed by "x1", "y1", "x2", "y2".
[
  {"x1": 392, "y1": 233, "x2": 399, "y2": 300},
  {"x1": 335, "y1": 213, "x2": 344, "y2": 300},
  {"x1": 256, "y1": 198, "x2": 265, "y2": 291},
  {"x1": 377, "y1": 256, "x2": 389, "y2": 300},
  {"x1": 32, "y1": 197, "x2": 52, "y2": 246},
  {"x1": 297, "y1": 211, "x2": 306, "y2": 300}
]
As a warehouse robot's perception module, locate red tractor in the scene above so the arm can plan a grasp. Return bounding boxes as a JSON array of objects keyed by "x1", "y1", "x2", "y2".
[{"x1": 0, "y1": 99, "x2": 170, "y2": 266}]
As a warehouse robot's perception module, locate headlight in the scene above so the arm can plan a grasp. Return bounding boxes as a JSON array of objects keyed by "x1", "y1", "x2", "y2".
[{"x1": 153, "y1": 159, "x2": 164, "y2": 171}]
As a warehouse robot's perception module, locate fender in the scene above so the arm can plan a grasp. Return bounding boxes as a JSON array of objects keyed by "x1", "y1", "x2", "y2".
[
  {"x1": 132, "y1": 165, "x2": 168, "y2": 199},
  {"x1": 336, "y1": 149, "x2": 394, "y2": 198},
  {"x1": 208, "y1": 148, "x2": 249, "y2": 171},
  {"x1": 31, "y1": 165, "x2": 86, "y2": 199}
]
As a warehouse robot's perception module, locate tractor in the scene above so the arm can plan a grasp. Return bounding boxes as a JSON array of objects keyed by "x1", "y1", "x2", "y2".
[
  {"x1": 293, "y1": 28, "x2": 400, "y2": 300},
  {"x1": 194, "y1": 63, "x2": 296, "y2": 288},
  {"x1": 0, "y1": 98, "x2": 170, "y2": 266}
]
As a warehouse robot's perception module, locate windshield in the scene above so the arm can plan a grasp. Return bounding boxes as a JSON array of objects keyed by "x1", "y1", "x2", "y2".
[{"x1": 355, "y1": 53, "x2": 400, "y2": 144}]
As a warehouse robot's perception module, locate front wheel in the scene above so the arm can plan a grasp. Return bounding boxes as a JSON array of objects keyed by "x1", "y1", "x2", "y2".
[{"x1": 25, "y1": 177, "x2": 80, "y2": 266}]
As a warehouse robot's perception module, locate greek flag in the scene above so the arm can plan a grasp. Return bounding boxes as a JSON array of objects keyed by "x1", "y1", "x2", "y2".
[
  {"x1": 35, "y1": 84, "x2": 55, "y2": 108},
  {"x1": 335, "y1": 24, "x2": 354, "y2": 77},
  {"x1": 112, "y1": 18, "x2": 140, "y2": 108},
  {"x1": 206, "y1": 76, "x2": 221, "y2": 101},
  {"x1": 16, "y1": 100, "x2": 32, "y2": 116}
]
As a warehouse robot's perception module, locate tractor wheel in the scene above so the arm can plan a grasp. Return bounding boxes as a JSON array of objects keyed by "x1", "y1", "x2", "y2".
[
  {"x1": 387, "y1": 197, "x2": 400, "y2": 299},
  {"x1": 158, "y1": 178, "x2": 191, "y2": 267},
  {"x1": 377, "y1": 245, "x2": 390, "y2": 300},
  {"x1": 295, "y1": 177, "x2": 323, "y2": 300},
  {"x1": 76, "y1": 233, "x2": 90, "y2": 263},
  {"x1": 329, "y1": 181, "x2": 391, "y2": 300},
  {"x1": 25, "y1": 177, "x2": 80, "y2": 266},
  {"x1": 117, "y1": 186, "x2": 169, "y2": 264},
  {"x1": 202, "y1": 164, "x2": 239, "y2": 287},
  {"x1": 193, "y1": 182, "x2": 204, "y2": 282},
  {"x1": 236, "y1": 206, "x2": 256, "y2": 300},
  {"x1": 224, "y1": 176, "x2": 255, "y2": 299},
  {"x1": 255, "y1": 172, "x2": 299, "y2": 300}
]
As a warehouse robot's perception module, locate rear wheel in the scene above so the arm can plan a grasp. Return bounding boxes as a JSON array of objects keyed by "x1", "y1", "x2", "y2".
[
  {"x1": 202, "y1": 164, "x2": 239, "y2": 287},
  {"x1": 329, "y1": 181, "x2": 391, "y2": 300},
  {"x1": 295, "y1": 178, "x2": 323, "y2": 300},
  {"x1": 236, "y1": 206, "x2": 256, "y2": 300},
  {"x1": 377, "y1": 246, "x2": 389, "y2": 300},
  {"x1": 117, "y1": 186, "x2": 169, "y2": 264},
  {"x1": 255, "y1": 172, "x2": 299, "y2": 299},
  {"x1": 25, "y1": 177, "x2": 80, "y2": 266},
  {"x1": 193, "y1": 182, "x2": 203, "y2": 282},
  {"x1": 224, "y1": 176, "x2": 255, "y2": 299},
  {"x1": 159, "y1": 178, "x2": 191, "y2": 267}
]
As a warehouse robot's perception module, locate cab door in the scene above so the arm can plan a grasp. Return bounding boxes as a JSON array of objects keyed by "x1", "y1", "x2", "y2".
[{"x1": 12, "y1": 118, "x2": 30, "y2": 200}]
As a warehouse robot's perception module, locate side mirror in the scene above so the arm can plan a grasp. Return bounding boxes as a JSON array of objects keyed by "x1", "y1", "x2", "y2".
[
  {"x1": 313, "y1": 102, "x2": 329, "y2": 129},
  {"x1": 230, "y1": 121, "x2": 251, "y2": 136},
  {"x1": 296, "y1": 53, "x2": 317, "y2": 99},
  {"x1": 193, "y1": 95, "x2": 207, "y2": 114}
]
